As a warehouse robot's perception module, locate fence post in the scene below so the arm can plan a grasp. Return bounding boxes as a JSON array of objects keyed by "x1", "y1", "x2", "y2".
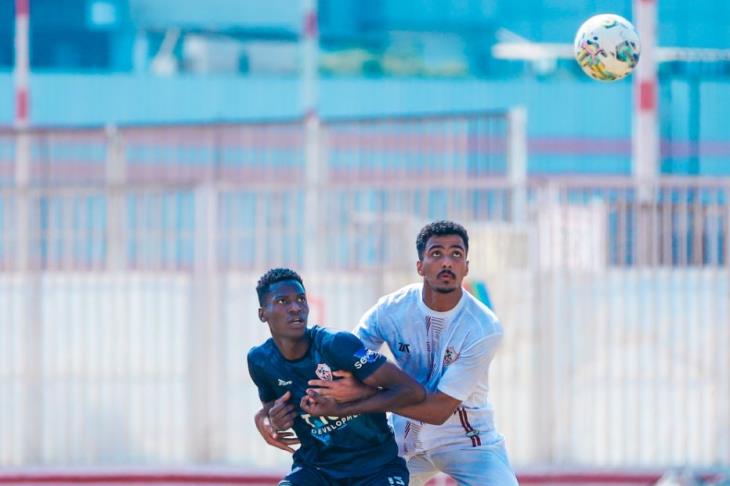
[
  {"x1": 16, "y1": 128, "x2": 42, "y2": 464},
  {"x1": 508, "y1": 106, "x2": 528, "y2": 224},
  {"x1": 303, "y1": 115, "x2": 324, "y2": 273},
  {"x1": 189, "y1": 184, "x2": 222, "y2": 461},
  {"x1": 106, "y1": 125, "x2": 127, "y2": 271}
]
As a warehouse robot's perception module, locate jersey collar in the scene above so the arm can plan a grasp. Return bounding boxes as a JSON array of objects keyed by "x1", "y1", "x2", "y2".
[{"x1": 416, "y1": 283, "x2": 466, "y2": 320}]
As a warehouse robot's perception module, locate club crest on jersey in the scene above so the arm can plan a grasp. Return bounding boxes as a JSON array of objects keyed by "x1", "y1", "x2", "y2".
[
  {"x1": 443, "y1": 346, "x2": 460, "y2": 366},
  {"x1": 315, "y1": 363, "x2": 333, "y2": 381}
]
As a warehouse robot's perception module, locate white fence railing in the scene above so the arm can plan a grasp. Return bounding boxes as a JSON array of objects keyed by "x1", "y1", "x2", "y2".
[{"x1": 0, "y1": 118, "x2": 729, "y2": 471}]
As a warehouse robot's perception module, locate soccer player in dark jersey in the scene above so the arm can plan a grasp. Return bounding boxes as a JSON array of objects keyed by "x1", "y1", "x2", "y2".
[{"x1": 248, "y1": 268, "x2": 425, "y2": 486}]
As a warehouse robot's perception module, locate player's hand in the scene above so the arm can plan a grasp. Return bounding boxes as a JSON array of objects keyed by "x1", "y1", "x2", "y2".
[
  {"x1": 307, "y1": 370, "x2": 377, "y2": 403},
  {"x1": 300, "y1": 389, "x2": 343, "y2": 417},
  {"x1": 254, "y1": 404, "x2": 299, "y2": 454},
  {"x1": 268, "y1": 391, "x2": 298, "y2": 431}
]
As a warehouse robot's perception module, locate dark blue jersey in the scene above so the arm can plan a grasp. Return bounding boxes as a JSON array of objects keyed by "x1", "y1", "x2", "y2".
[{"x1": 247, "y1": 326, "x2": 399, "y2": 479}]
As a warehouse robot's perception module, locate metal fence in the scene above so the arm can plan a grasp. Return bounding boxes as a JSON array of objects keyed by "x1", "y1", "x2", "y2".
[{"x1": 0, "y1": 115, "x2": 729, "y2": 473}]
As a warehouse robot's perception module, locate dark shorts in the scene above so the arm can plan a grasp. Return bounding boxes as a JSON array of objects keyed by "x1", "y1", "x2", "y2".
[{"x1": 278, "y1": 456, "x2": 409, "y2": 486}]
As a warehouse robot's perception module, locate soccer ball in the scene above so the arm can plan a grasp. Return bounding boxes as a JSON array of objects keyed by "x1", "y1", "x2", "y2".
[{"x1": 574, "y1": 14, "x2": 641, "y2": 81}]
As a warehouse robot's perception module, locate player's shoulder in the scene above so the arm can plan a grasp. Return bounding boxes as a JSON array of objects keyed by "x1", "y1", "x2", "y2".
[
  {"x1": 460, "y1": 291, "x2": 503, "y2": 338},
  {"x1": 311, "y1": 325, "x2": 361, "y2": 348},
  {"x1": 375, "y1": 282, "x2": 421, "y2": 310},
  {"x1": 309, "y1": 324, "x2": 335, "y2": 344},
  {"x1": 247, "y1": 338, "x2": 277, "y2": 368}
]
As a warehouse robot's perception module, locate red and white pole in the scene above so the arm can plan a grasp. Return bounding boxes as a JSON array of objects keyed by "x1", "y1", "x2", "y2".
[
  {"x1": 302, "y1": 0, "x2": 322, "y2": 272},
  {"x1": 633, "y1": 0, "x2": 658, "y2": 201},
  {"x1": 14, "y1": 0, "x2": 30, "y2": 128},
  {"x1": 301, "y1": 0, "x2": 318, "y2": 121},
  {"x1": 15, "y1": 0, "x2": 40, "y2": 465}
]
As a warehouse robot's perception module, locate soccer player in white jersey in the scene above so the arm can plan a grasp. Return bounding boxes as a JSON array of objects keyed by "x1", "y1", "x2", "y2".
[{"x1": 256, "y1": 220, "x2": 518, "y2": 485}]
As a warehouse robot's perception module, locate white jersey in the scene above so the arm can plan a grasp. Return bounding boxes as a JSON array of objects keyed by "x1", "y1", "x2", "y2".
[{"x1": 355, "y1": 283, "x2": 504, "y2": 457}]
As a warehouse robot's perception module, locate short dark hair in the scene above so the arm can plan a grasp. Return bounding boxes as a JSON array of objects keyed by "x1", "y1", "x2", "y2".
[
  {"x1": 416, "y1": 220, "x2": 469, "y2": 260},
  {"x1": 256, "y1": 268, "x2": 304, "y2": 306}
]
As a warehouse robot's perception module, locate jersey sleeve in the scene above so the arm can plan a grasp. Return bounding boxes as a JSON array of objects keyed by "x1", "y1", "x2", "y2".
[
  {"x1": 353, "y1": 302, "x2": 386, "y2": 351},
  {"x1": 246, "y1": 350, "x2": 277, "y2": 403},
  {"x1": 327, "y1": 332, "x2": 387, "y2": 382},
  {"x1": 436, "y1": 333, "x2": 502, "y2": 402}
]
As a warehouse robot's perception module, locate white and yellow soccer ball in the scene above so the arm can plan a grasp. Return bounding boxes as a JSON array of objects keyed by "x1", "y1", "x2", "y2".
[{"x1": 574, "y1": 14, "x2": 641, "y2": 81}]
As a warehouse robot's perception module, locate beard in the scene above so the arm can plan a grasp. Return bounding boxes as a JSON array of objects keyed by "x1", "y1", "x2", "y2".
[{"x1": 434, "y1": 285, "x2": 458, "y2": 294}]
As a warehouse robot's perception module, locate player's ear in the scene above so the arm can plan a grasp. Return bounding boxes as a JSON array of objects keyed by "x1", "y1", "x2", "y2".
[
  {"x1": 258, "y1": 307, "x2": 266, "y2": 323},
  {"x1": 465, "y1": 259, "x2": 469, "y2": 277},
  {"x1": 416, "y1": 260, "x2": 424, "y2": 276}
]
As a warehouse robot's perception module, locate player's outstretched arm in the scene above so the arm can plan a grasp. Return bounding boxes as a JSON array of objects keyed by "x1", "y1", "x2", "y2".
[
  {"x1": 302, "y1": 362, "x2": 425, "y2": 417},
  {"x1": 309, "y1": 371, "x2": 462, "y2": 425},
  {"x1": 310, "y1": 371, "x2": 462, "y2": 425},
  {"x1": 254, "y1": 392, "x2": 300, "y2": 453},
  {"x1": 392, "y1": 390, "x2": 462, "y2": 425}
]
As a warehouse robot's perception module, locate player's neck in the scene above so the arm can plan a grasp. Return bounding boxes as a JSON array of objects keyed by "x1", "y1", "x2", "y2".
[
  {"x1": 273, "y1": 335, "x2": 311, "y2": 361},
  {"x1": 421, "y1": 283, "x2": 463, "y2": 312}
]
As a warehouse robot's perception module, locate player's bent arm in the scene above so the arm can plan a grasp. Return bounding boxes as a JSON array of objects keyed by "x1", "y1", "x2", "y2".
[
  {"x1": 258, "y1": 400, "x2": 274, "y2": 417},
  {"x1": 326, "y1": 362, "x2": 426, "y2": 416},
  {"x1": 392, "y1": 390, "x2": 462, "y2": 426},
  {"x1": 254, "y1": 402, "x2": 293, "y2": 452},
  {"x1": 254, "y1": 401, "x2": 276, "y2": 440},
  {"x1": 254, "y1": 396, "x2": 300, "y2": 453}
]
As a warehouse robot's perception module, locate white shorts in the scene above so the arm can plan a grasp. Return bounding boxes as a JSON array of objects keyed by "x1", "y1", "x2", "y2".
[{"x1": 406, "y1": 439, "x2": 518, "y2": 486}]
